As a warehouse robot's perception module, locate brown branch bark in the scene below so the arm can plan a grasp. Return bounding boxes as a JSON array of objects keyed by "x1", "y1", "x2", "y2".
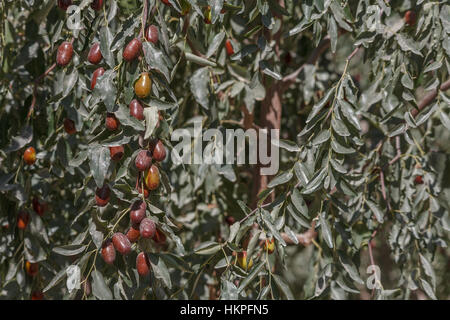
[{"x1": 411, "y1": 78, "x2": 450, "y2": 117}]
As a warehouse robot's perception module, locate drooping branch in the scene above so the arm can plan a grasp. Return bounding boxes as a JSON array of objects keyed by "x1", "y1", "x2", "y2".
[{"x1": 411, "y1": 78, "x2": 450, "y2": 117}]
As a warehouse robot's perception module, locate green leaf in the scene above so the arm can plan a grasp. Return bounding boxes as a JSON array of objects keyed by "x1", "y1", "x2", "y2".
[
  {"x1": 319, "y1": 213, "x2": 333, "y2": 248},
  {"x1": 194, "y1": 241, "x2": 222, "y2": 255},
  {"x1": 89, "y1": 146, "x2": 110, "y2": 188},
  {"x1": 338, "y1": 251, "x2": 364, "y2": 285},
  {"x1": 52, "y1": 244, "x2": 87, "y2": 256},
  {"x1": 366, "y1": 199, "x2": 384, "y2": 223},
  {"x1": 268, "y1": 171, "x2": 293, "y2": 188},
  {"x1": 272, "y1": 274, "x2": 294, "y2": 300},
  {"x1": 143, "y1": 106, "x2": 159, "y2": 140},
  {"x1": 92, "y1": 270, "x2": 113, "y2": 300},
  {"x1": 237, "y1": 261, "x2": 264, "y2": 293},
  {"x1": 291, "y1": 188, "x2": 309, "y2": 217},
  {"x1": 148, "y1": 254, "x2": 172, "y2": 289}
]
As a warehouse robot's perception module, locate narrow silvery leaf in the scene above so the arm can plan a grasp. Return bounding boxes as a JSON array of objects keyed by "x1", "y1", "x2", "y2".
[{"x1": 143, "y1": 106, "x2": 159, "y2": 140}]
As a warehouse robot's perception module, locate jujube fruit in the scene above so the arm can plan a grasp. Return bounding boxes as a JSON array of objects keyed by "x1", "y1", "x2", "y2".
[
  {"x1": 145, "y1": 25, "x2": 159, "y2": 44},
  {"x1": 112, "y1": 232, "x2": 132, "y2": 255},
  {"x1": 123, "y1": 38, "x2": 142, "y2": 62},
  {"x1": 31, "y1": 291, "x2": 44, "y2": 300},
  {"x1": 136, "y1": 252, "x2": 151, "y2": 276},
  {"x1": 129, "y1": 99, "x2": 144, "y2": 120},
  {"x1": 32, "y1": 197, "x2": 46, "y2": 217},
  {"x1": 126, "y1": 224, "x2": 140, "y2": 243},
  {"x1": 404, "y1": 10, "x2": 416, "y2": 26},
  {"x1": 87, "y1": 42, "x2": 103, "y2": 64},
  {"x1": 144, "y1": 164, "x2": 160, "y2": 190},
  {"x1": 109, "y1": 145, "x2": 124, "y2": 161},
  {"x1": 135, "y1": 150, "x2": 152, "y2": 171},
  {"x1": 225, "y1": 39, "x2": 234, "y2": 56},
  {"x1": 25, "y1": 261, "x2": 39, "y2": 276},
  {"x1": 225, "y1": 216, "x2": 235, "y2": 226},
  {"x1": 17, "y1": 211, "x2": 30, "y2": 229},
  {"x1": 264, "y1": 238, "x2": 275, "y2": 254},
  {"x1": 161, "y1": 0, "x2": 171, "y2": 5},
  {"x1": 139, "y1": 218, "x2": 156, "y2": 239},
  {"x1": 95, "y1": 184, "x2": 110, "y2": 207},
  {"x1": 56, "y1": 41, "x2": 73, "y2": 66},
  {"x1": 101, "y1": 240, "x2": 116, "y2": 264},
  {"x1": 23, "y1": 146, "x2": 36, "y2": 165},
  {"x1": 58, "y1": 0, "x2": 72, "y2": 10},
  {"x1": 63, "y1": 118, "x2": 76, "y2": 134},
  {"x1": 105, "y1": 112, "x2": 120, "y2": 131},
  {"x1": 91, "y1": 67, "x2": 105, "y2": 90},
  {"x1": 134, "y1": 72, "x2": 152, "y2": 98},
  {"x1": 414, "y1": 175, "x2": 424, "y2": 185},
  {"x1": 204, "y1": 6, "x2": 212, "y2": 24},
  {"x1": 91, "y1": 0, "x2": 104, "y2": 10},
  {"x1": 236, "y1": 251, "x2": 253, "y2": 271},
  {"x1": 130, "y1": 200, "x2": 146, "y2": 224},
  {"x1": 150, "y1": 139, "x2": 166, "y2": 162}
]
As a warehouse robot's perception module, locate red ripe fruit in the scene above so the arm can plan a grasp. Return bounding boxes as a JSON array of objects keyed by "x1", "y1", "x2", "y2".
[
  {"x1": 23, "y1": 146, "x2": 36, "y2": 165},
  {"x1": 144, "y1": 164, "x2": 160, "y2": 190},
  {"x1": 91, "y1": 0, "x2": 104, "y2": 11},
  {"x1": 17, "y1": 211, "x2": 30, "y2": 230},
  {"x1": 225, "y1": 39, "x2": 234, "y2": 56},
  {"x1": 126, "y1": 224, "x2": 141, "y2": 243},
  {"x1": 153, "y1": 228, "x2": 166, "y2": 244},
  {"x1": 136, "y1": 252, "x2": 150, "y2": 276},
  {"x1": 414, "y1": 175, "x2": 424, "y2": 185},
  {"x1": 161, "y1": 0, "x2": 171, "y2": 5},
  {"x1": 150, "y1": 139, "x2": 166, "y2": 162},
  {"x1": 145, "y1": 25, "x2": 159, "y2": 44},
  {"x1": 112, "y1": 232, "x2": 132, "y2": 255},
  {"x1": 130, "y1": 200, "x2": 146, "y2": 224},
  {"x1": 87, "y1": 43, "x2": 103, "y2": 64},
  {"x1": 57, "y1": 0, "x2": 72, "y2": 10},
  {"x1": 32, "y1": 197, "x2": 46, "y2": 217},
  {"x1": 123, "y1": 38, "x2": 142, "y2": 62},
  {"x1": 101, "y1": 240, "x2": 116, "y2": 264},
  {"x1": 139, "y1": 218, "x2": 156, "y2": 239},
  {"x1": 135, "y1": 150, "x2": 152, "y2": 171},
  {"x1": 95, "y1": 184, "x2": 110, "y2": 207},
  {"x1": 109, "y1": 145, "x2": 124, "y2": 161},
  {"x1": 129, "y1": 99, "x2": 144, "y2": 120},
  {"x1": 404, "y1": 10, "x2": 416, "y2": 26},
  {"x1": 25, "y1": 261, "x2": 39, "y2": 276},
  {"x1": 63, "y1": 118, "x2": 76, "y2": 134},
  {"x1": 91, "y1": 67, "x2": 105, "y2": 90},
  {"x1": 105, "y1": 112, "x2": 120, "y2": 131},
  {"x1": 56, "y1": 41, "x2": 73, "y2": 66},
  {"x1": 31, "y1": 291, "x2": 44, "y2": 300},
  {"x1": 225, "y1": 216, "x2": 235, "y2": 226}
]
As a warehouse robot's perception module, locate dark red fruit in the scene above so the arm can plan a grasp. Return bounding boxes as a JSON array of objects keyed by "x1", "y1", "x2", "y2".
[
  {"x1": 150, "y1": 139, "x2": 166, "y2": 162},
  {"x1": 130, "y1": 200, "x2": 146, "y2": 224},
  {"x1": 139, "y1": 218, "x2": 156, "y2": 239},
  {"x1": 145, "y1": 25, "x2": 159, "y2": 44},
  {"x1": 225, "y1": 216, "x2": 235, "y2": 226},
  {"x1": 404, "y1": 10, "x2": 416, "y2": 26},
  {"x1": 95, "y1": 184, "x2": 110, "y2": 207},
  {"x1": 126, "y1": 224, "x2": 140, "y2": 243},
  {"x1": 31, "y1": 291, "x2": 44, "y2": 300},
  {"x1": 123, "y1": 38, "x2": 142, "y2": 62},
  {"x1": 135, "y1": 150, "x2": 152, "y2": 171},
  {"x1": 414, "y1": 175, "x2": 424, "y2": 185},
  {"x1": 109, "y1": 145, "x2": 124, "y2": 161},
  {"x1": 58, "y1": 0, "x2": 72, "y2": 10},
  {"x1": 136, "y1": 252, "x2": 150, "y2": 276},
  {"x1": 25, "y1": 261, "x2": 39, "y2": 276},
  {"x1": 88, "y1": 42, "x2": 103, "y2": 64},
  {"x1": 101, "y1": 240, "x2": 116, "y2": 264},
  {"x1": 91, "y1": 0, "x2": 104, "y2": 11},
  {"x1": 129, "y1": 99, "x2": 144, "y2": 120},
  {"x1": 112, "y1": 232, "x2": 132, "y2": 255},
  {"x1": 63, "y1": 118, "x2": 76, "y2": 134},
  {"x1": 153, "y1": 228, "x2": 166, "y2": 244},
  {"x1": 32, "y1": 197, "x2": 46, "y2": 217},
  {"x1": 17, "y1": 211, "x2": 30, "y2": 230},
  {"x1": 161, "y1": 0, "x2": 171, "y2": 5},
  {"x1": 56, "y1": 41, "x2": 73, "y2": 66},
  {"x1": 225, "y1": 39, "x2": 234, "y2": 56},
  {"x1": 91, "y1": 67, "x2": 105, "y2": 90},
  {"x1": 105, "y1": 112, "x2": 120, "y2": 131}
]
